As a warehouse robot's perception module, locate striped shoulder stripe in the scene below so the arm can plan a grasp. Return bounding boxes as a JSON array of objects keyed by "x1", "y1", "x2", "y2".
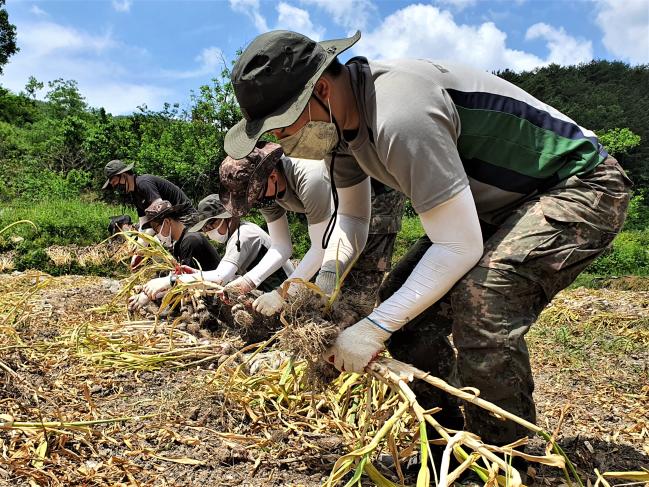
[
  {"x1": 447, "y1": 89, "x2": 606, "y2": 157},
  {"x1": 463, "y1": 157, "x2": 561, "y2": 195}
]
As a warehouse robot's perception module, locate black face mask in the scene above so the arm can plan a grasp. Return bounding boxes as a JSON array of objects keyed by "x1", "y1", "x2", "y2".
[
  {"x1": 114, "y1": 175, "x2": 128, "y2": 195},
  {"x1": 256, "y1": 197, "x2": 276, "y2": 209},
  {"x1": 255, "y1": 178, "x2": 279, "y2": 209}
]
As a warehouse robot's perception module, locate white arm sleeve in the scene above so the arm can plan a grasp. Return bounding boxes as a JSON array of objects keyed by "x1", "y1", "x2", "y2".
[
  {"x1": 287, "y1": 219, "x2": 329, "y2": 283},
  {"x1": 244, "y1": 215, "x2": 293, "y2": 288},
  {"x1": 179, "y1": 261, "x2": 239, "y2": 284},
  {"x1": 320, "y1": 178, "x2": 371, "y2": 275},
  {"x1": 368, "y1": 186, "x2": 483, "y2": 330}
]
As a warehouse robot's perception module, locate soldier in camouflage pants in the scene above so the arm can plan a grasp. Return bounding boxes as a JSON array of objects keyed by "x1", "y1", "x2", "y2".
[
  {"x1": 378, "y1": 158, "x2": 631, "y2": 444},
  {"x1": 335, "y1": 181, "x2": 406, "y2": 323}
]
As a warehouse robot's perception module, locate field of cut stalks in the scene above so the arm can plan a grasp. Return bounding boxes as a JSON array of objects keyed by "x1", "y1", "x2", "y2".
[{"x1": 1, "y1": 237, "x2": 648, "y2": 486}]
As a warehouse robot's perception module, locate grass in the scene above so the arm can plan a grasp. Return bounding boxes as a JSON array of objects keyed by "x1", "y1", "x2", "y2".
[
  {"x1": 0, "y1": 271, "x2": 580, "y2": 487},
  {"x1": 0, "y1": 197, "x2": 137, "y2": 249},
  {"x1": 529, "y1": 288, "x2": 649, "y2": 367},
  {"x1": 2, "y1": 196, "x2": 649, "y2": 285},
  {"x1": 393, "y1": 215, "x2": 424, "y2": 263},
  {"x1": 0, "y1": 198, "x2": 136, "y2": 275}
]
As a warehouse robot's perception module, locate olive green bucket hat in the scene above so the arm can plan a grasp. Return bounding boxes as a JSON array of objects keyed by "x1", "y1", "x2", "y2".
[
  {"x1": 224, "y1": 30, "x2": 361, "y2": 160},
  {"x1": 102, "y1": 159, "x2": 134, "y2": 189},
  {"x1": 188, "y1": 194, "x2": 232, "y2": 233}
]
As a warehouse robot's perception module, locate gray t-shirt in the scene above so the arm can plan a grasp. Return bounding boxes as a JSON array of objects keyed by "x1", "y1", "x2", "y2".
[
  {"x1": 222, "y1": 221, "x2": 293, "y2": 276},
  {"x1": 331, "y1": 57, "x2": 604, "y2": 223},
  {"x1": 260, "y1": 157, "x2": 333, "y2": 225},
  {"x1": 329, "y1": 58, "x2": 468, "y2": 215}
]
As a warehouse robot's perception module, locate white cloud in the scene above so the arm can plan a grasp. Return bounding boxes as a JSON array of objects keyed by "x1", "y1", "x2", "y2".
[
  {"x1": 29, "y1": 5, "x2": 47, "y2": 16},
  {"x1": 276, "y1": 2, "x2": 324, "y2": 41},
  {"x1": 356, "y1": 5, "x2": 593, "y2": 72},
  {"x1": 229, "y1": 0, "x2": 326, "y2": 41},
  {"x1": 2, "y1": 20, "x2": 171, "y2": 114},
  {"x1": 112, "y1": 0, "x2": 132, "y2": 13},
  {"x1": 84, "y1": 83, "x2": 170, "y2": 115},
  {"x1": 196, "y1": 46, "x2": 223, "y2": 72},
  {"x1": 229, "y1": 0, "x2": 269, "y2": 32},
  {"x1": 162, "y1": 46, "x2": 224, "y2": 79},
  {"x1": 436, "y1": 0, "x2": 477, "y2": 11},
  {"x1": 299, "y1": 0, "x2": 377, "y2": 30},
  {"x1": 525, "y1": 23, "x2": 592, "y2": 65},
  {"x1": 18, "y1": 21, "x2": 116, "y2": 58},
  {"x1": 595, "y1": 0, "x2": 649, "y2": 64}
]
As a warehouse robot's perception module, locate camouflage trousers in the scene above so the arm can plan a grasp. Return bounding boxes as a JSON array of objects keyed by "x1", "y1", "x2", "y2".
[{"x1": 379, "y1": 158, "x2": 632, "y2": 444}]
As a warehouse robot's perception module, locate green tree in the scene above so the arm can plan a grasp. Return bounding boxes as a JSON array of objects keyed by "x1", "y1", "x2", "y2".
[
  {"x1": 0, "y1": 0, "x2": 18, "y2": 75},
  {"x1": 133, "y1": 67, "x2": 240, "y2": 200},
  {"x1": 597, "y1": 128, "x2": 642, "y2": 157},
  {"x1": 24, "y1": 76, "x2": 44, "y2": 100},
  {"x1": 45, "y1": 79, "x2": 87, "y2": 117}
]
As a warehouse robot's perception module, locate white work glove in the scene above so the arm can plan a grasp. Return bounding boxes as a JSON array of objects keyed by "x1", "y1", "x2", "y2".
[
  {"x1": 315, "y1": 271, "x2": 337, "y2": 295},
  {"x1": 143, "y1": 276, "x2": 172, "y2": 300},
  {"x1": 252, "y1": 290, "x2": 285, "y2": 316},
  {"x1": 178, "y1": 273, "x2": 221, "y2": 285},
  {"x1": 324, "y1": 317, "x2": 392, "y2": 373},
  {"x1": 223, "y1": 275, "x2": 255, "y2": 295},
  {"x1": 128, "y1": 292, "x2": 150, "y2": 312}
]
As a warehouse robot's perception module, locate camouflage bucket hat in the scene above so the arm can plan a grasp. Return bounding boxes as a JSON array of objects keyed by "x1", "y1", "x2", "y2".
[
  {"x1": 102, "y1": 159, "x2": 134, "y2": 189},
  {"x1": 219, "y1": 141, "x2": 284, "y2": 217},
  {"x1": 188, "y1": 194, "x2": 232, "y2": 233},
  {"x1": 224, "y1": 30, "x2": 360, "y2": 159},
  {"x1": 139, "y1": 200, "x2": 191, "y2": 228}
]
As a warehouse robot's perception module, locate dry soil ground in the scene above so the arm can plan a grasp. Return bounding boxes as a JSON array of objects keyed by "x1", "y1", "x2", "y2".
[{"x1": 0, "y1": 272, "x2": 647, "y2": 486}]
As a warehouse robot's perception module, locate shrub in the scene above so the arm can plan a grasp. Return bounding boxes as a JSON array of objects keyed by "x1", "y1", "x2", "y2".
[
  {"x1": 623, "y1": 191, "x2": 649, "y2": 231},
  {"x1": 587, "y1": 229, "x2": 649, "y2": 276}
]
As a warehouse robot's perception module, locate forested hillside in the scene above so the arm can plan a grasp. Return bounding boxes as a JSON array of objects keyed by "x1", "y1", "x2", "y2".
[
  {"x1": 0, "y1": 75, "x2": 240, "y2": 202},
  {"x1": 0, "y1": 61, "x2": 645, "y2": 204},
  {"x1": 0, "y1": 59, "x2": 647, "y2": 276}
]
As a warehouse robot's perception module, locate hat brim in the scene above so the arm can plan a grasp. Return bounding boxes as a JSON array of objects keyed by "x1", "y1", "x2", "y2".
[
  {"x1": 224, "y1": 31, "x2": 361, "y2": 159},
  {"x1": 221, "y1": 192, "x2": 252, "y2": 218},
  {"x1": 140, "y1": 203, "x2": 189, "y2": 228},
  {"x1": 188, "y1": 211, "x2": 232, "y2": 233},
  {"x1": 102, "y1": 163, "x2": 134, "y2": 190}
]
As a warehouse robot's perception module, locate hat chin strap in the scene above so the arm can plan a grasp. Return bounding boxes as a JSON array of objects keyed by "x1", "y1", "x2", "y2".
[{"x1": 311, "y1": 94, "x2": 342, "y2": 250}]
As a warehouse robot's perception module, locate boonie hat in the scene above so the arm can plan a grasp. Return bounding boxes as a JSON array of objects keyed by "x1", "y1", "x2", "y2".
[
  {"x1": 219, "y1": 141, "x2": 284, "y2": 217},
  {"x1": 224, "y1": 30, "x2": 360, "y2": 159},
  {"x1": 102, "y1": 159, "x2": 134, "y2": 189},
  {"x1": 188, "y1": 194, "x2": 233, "y2": 233},
  {"x1": 139, "y1": 200, "x2": 191, "y2": 228}
]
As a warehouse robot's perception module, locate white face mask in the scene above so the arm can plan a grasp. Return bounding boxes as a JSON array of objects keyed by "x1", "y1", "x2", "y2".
[
  {"x1": 206, "y1": 220, "x2": 229, "y2": 244},
  {"x1": 156, "y1": 220, "x2": 173, "y2": 248},
  {"x1": 279, "y1": 97, "x2": 339, "y2": 160}
]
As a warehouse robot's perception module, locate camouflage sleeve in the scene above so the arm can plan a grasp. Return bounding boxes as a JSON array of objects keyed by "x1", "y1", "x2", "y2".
[
  {"x1": 354, "y1": 181, "x2": 407, "y2": 272},
  {"x1": 369, "y1": 181, "x2": 407, "y2": 235}
]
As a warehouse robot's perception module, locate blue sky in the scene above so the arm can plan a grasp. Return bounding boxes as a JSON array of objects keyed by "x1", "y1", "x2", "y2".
[{"x1": 2, "y1": 0, "x2": 648, "y2": 115}]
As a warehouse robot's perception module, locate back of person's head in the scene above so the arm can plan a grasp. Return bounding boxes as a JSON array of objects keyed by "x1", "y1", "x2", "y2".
[{"x1": 108, "y1": 214, "x2": 132, "y2": 235}]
